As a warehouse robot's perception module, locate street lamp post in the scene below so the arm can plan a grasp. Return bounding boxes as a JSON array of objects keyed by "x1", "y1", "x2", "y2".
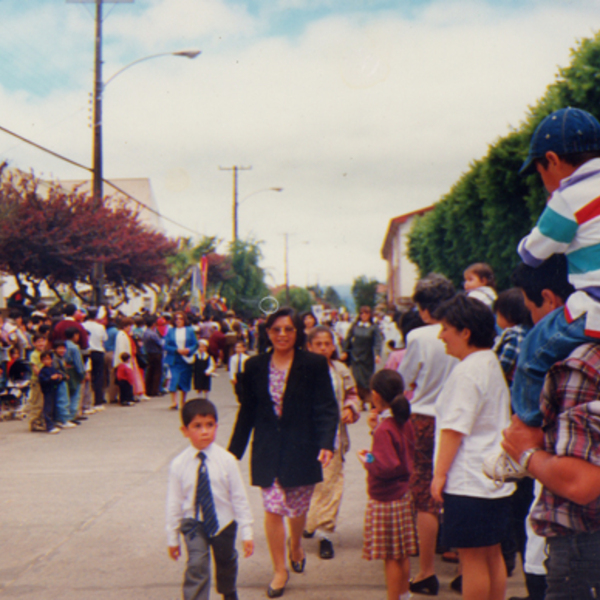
[
  {"x1": 84, "y1": 1, "x2": 200, "y2": 304},
  {"x1": 236, "y1": 187, "x2": 283, "y2": 242}
]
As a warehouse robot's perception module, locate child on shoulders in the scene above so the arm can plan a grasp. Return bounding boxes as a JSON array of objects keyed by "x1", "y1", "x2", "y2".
[{"x1": 463, "y1": 263, "x2": 497, "y2": 308}]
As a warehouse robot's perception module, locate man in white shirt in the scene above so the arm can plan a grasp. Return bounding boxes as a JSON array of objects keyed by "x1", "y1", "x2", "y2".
[
  {"x1": 83, "y1": 307, "x2": 108, "y2": 408},
  {"x1": 166, "y1": 399, "x2": 253, "y2": 600}
]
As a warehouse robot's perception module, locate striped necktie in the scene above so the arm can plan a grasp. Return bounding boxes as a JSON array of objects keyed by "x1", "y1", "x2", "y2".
[{"x1": 194, "y1": 451, "x2": 219, "y2": 537}]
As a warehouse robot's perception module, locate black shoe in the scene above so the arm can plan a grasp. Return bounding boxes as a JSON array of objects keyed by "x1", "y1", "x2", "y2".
[
  {"x1": 121, "y1": 401, "x2": 134, "y2": 406},
  {"x1": 450, "y1": 575, "x2": 462, "y2": 593},
  {"x1": 302, "y1": 530, "x2": 314, "y2": 539},
  {"x1": 69, "y1": 420, "x2": 82, "y2": 426},
  {"x1": 223, "y1": 593, "x2": 238, "y2": 600},
  {"x1": 77, "y1": 415, "x2": 88, "y2": 420},
  {"x1": 267, "y1": 571, "x2": 289, "y2": 598},
  {"x1": 288, "y1": 539, "x2": 305, "y2": 573},
  {"x1": 409, "y1": 575, "x2": 439, "y2": 596},
  {"x1": 319, "y1": 538, "x2": 334, "y2": 559}
]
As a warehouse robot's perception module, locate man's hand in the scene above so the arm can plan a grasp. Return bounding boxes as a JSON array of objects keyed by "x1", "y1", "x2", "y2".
[
  {"x1": 341, "y1": 407, "x2": 356, "y2": 424},
  {"x1": 168, "y1": 546, "x2": 181, "y2": 561},
  {"x1": 501, "y1": 414, "x2": 544, "y2": 462},
  {"x1": 243, "y1": 540, "x2": 254, "y2": 558}
]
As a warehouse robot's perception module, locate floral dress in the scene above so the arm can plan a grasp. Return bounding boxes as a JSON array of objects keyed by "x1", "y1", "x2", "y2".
[{"x1": 260, "y1": 362, "x2": 315, "y2": 517}]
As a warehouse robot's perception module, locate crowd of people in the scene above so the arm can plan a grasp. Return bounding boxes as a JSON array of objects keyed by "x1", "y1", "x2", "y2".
[{"x1": 10, "y1": 106, "x2": 600, "y2": 600}]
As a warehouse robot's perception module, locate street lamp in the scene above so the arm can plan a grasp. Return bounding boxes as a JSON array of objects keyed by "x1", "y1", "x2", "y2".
[
  {"x1": 90, "y1": 36, "x2": 200, "y2": 304},
  {"x1": 234, "y1": 187, "x2": 283, "y2": 242}
]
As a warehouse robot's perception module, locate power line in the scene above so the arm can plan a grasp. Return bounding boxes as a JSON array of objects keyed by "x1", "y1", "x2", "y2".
[{"x1": 0, "y1": 123, "x2": 202, "y2": 237}]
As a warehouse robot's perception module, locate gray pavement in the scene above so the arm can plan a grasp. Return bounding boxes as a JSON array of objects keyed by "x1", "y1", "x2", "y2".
[{"x1": 0, "y1": 370, "x2": 527, "y2": 599}]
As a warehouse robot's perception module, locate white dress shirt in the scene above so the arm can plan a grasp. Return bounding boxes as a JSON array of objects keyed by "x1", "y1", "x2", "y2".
[
  {"x1": 83, "y1": 320, "x2": 108, "y2": 353},
  {"x1": 228, "y1": 352, "x2": 249, "y2": 381},
  {"x1": 398, "y1": 323, "x2": 457, "y2": 417},
  {"x1": 166, "y1": 442, "x2": 253, "y2": 547}
]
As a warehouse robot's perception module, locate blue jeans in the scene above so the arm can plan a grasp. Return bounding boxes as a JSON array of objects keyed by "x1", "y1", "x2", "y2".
[
  {"x1": 55, "y1": 381, "x2": 70, "y2": 424},
  {"x1": 512, "y1": 308, "x2": 592, "y2": 427},
  {"x1": 546, "y1": 530, "x2": 600, "y2": 599},
  {"x1": 67, "y1": 381, "x2": 82, "y2": 421}
]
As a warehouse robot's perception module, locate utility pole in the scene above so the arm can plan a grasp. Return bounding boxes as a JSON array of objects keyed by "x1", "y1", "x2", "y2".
[
  {"x1": 67, "y1": 0, "x2": 134, "y2": 306},
  {"x1": 219, "y1": 165, "x2": 252, "y2": 242}
]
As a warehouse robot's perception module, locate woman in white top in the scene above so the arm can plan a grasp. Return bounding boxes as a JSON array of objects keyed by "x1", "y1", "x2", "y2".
[{"x1": 431, "y1": 294, "x2": 515, "y2": 600}]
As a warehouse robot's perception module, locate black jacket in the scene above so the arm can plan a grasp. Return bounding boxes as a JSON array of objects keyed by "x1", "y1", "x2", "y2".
[{"x1": 228, "y1": 350, "x2": 339, "y2": 488}]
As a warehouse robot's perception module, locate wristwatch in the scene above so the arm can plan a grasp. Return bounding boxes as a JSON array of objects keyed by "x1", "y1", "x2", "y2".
[{"x1": 519, "y1": 447, "x2": 541, "y2": 471}]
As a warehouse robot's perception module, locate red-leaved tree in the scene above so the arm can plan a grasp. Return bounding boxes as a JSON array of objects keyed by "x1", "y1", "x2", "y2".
[{"x1": 0, "y1": 165, "x2": 178, "y2": 303}]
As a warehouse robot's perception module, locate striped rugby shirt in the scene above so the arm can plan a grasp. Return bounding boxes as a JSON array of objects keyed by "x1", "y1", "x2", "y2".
[{"x1": 518, "y1": 158, "x2": 600, "y2": 337}]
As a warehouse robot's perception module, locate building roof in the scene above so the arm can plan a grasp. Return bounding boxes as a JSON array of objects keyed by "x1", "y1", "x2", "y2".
[
  {"x1": 50, "y1": 178, "x2": 164, "y2": 232},
  {"x1": 381, "y1": 205, "x2": 434, "y2": 259}
]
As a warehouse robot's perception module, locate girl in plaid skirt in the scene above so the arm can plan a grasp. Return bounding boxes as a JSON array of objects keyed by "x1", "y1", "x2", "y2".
[{"x1": 358, "y1": 369, "x2": 418, "y2": 600}]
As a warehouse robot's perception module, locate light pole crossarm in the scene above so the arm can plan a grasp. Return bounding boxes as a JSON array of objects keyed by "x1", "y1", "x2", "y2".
[{"x1": 103, "y1": 50, "x2": 201, "y2": 88}]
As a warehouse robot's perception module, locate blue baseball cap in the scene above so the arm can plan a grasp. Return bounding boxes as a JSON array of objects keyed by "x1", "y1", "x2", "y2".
[{"x1": 520, "y1": 107, "x2": 600, "y2": 174}]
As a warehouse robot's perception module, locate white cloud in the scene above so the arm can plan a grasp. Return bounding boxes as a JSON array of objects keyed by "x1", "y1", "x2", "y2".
[{"x1": 2, "y1": 0, "x2": 600, "y2": 288}]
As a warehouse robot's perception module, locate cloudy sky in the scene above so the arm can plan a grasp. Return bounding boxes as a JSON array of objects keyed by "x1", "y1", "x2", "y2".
[{"x1": 0, "y1": 0, "x2": 599, "y2": 292}]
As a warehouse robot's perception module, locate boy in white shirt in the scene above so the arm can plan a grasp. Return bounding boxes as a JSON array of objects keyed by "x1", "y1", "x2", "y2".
[
  {"x1": 166, "y1": 399, "x2": 254, "y2": 600},
  {"x1": 228, "y1": 341, "x2": 249, "y2": 403}
]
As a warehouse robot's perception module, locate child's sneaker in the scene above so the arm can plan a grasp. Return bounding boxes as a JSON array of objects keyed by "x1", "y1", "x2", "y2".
[
  {"x1": 48, "y1": 427, "x2": 61, "y2": 434},
  {"x1": 483, "y1": 450, "x2": 528, "y2": 484},
  {"x1": 60, "y1": 421, "x2": 77, "y2": 429}
]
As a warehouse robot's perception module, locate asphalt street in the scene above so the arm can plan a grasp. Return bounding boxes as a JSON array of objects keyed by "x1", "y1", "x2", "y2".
[{"x1": 0, "y1": 369, "x2": 527, "y2": 600}]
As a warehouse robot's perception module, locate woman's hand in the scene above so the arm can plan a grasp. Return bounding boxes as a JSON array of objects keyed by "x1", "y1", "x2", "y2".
[
  {"x1": 341, "y1": 406, "x2": 355, "y2": 424},
  {"x1": 178, "y1": 348, "x2": 190, "y2": 355},
  {"x1": 431, "y1": 473, "x2": 446, "y2": 504},
  {"x1": 317, "y1": 449, "x2": 333, "y2": 468}
]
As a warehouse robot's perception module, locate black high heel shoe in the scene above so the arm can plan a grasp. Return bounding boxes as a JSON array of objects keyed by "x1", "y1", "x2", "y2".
[
  {"x1": 409, "y1": 575, "x2": 439, "y2": 596},
  {"x1": 267, "y1": 571, "x2": 289, "y2": 598},
  {"x1": 287, "y1": 540, "x2": 306, "y2": 573}
]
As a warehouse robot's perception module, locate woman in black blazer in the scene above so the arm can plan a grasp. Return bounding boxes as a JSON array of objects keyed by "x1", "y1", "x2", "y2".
[{"x1": 228, "y1": 307, "x2": 339, "y2": 597}]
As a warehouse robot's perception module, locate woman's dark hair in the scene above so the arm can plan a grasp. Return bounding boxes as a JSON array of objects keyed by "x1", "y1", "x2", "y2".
[
  {"x1": 370, "y1": 369, "x2": 410, "y2": 427},
  {"x1": 433, "y1": 293, "x2": 496, "y2": 349},
  {"x1": 464, "y1": 262, "x2": 496, "y2": 289},
  {"x1": 300, "y1": 311, "x2": 318, "y2": 329},
  {"x1": 493, "y1": 288, "x2": 532, "y2": 328},
  {"x1": 173, "y1": 311, "x2": 188, "y2": 326},
  {"x1": 398, "y1": 308, "x2": 425, "y2": 345},
  {"x1": 413, "y1": 273, "x2": 455, "y2": 314},
  {"x1": 265, "y1": 307, "x2": 304, "y2": 349}
]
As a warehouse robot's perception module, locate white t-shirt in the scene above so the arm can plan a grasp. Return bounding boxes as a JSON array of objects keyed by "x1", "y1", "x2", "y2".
[
  {"x1": 399, "y1": 323, "x2": 457, "y2": 417},
  {"x1": 435, "y1": 349, "x2": 515, "y2": 499}
]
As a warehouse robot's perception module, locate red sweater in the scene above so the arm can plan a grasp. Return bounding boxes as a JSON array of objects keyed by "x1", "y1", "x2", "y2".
[{"x1": 365, "y1": 417, "x2": 414, "y2": 502}]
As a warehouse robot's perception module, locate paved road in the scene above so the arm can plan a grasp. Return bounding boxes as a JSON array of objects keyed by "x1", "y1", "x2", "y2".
[{"x1": 0, "y1": 370, "x2": 527, "y2": 599}]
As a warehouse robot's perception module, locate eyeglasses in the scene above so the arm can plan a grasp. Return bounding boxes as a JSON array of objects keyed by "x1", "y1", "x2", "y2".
[{"x1": 270, "y1": 326, "x2": 296, "y2": 334}]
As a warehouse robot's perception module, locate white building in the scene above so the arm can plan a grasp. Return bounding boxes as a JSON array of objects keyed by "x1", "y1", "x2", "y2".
[{"x1": 381, "y1": 206, "x2": 433, "y2": 306}]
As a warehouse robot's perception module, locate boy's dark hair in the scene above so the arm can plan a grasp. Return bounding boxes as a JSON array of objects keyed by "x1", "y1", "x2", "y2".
[
  {"x1": 53, "y1": 340, "x2": 67, "y2": 349},
  {"x1": 493, "y1": 288, "x2": 532, "y2": 328},
  {"x1": 38, "y1": 324, "x2": 51, "y2": 336},
  {"x1": 40, "y1": 350, "x2": 53, "y2": 361},
  {"x1": 32, "y1": 333, "x2": 46, "y2": 343},
  {"x1": 412, "y1": 273, "x2": 455, "y2": 314},
  {"x1": 370, "y1": 369, "x2": 410, "y2": 427},
  {"x1": 398, "y1": 308, "x2": 425, "y2": 344},
  {"x1": 145, "y1": 314, "x2": 157, "y2": 327},
  {"x1": 511, "y1": 255, "x2": 574, "y2": 307},
  {"x1": 64, "y1": 303, "x2": 77, "y2": 317},
  {"x1": 120, "y1": 352, "x2": 131, "y2": 363},
  {"x1": 433, "y1": 294, "x2": 496, "y2": 349},
  {"x1": 87, "y1": 306, "x2": 98, "y2": 320},
  {"x1": 64, "y1": 327, "x2": 79, "y2": 341},
  {"x1": 464, "y1": 262, "x2": 496, "y2": 289},
  {"x1": 181, "y1": 398, "x2": 218, "y2": 427}
]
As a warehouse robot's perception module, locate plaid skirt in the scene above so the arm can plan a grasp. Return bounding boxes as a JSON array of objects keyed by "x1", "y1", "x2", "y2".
[{"x1": 362, "y1": 492, "x2": 419, "y2": 560}]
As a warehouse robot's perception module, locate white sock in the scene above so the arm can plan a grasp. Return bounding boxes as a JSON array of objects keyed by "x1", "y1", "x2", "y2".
[{"x1": 399, "y1": 593, "x2": 412, "y2": 600}]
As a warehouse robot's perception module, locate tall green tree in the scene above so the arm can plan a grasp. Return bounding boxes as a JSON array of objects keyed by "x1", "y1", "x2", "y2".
[
  {"x1": 407, "y1": 32, "x2": 600, "y2": 290},
  {"x1": 351, "y1": 276, "x2": 379, "y2": 310},
  {"x1": 220, "y1": 239, "x2": 270, "y2": 319},
  {"x1": 276, "y1": 286, "x2": 313, "y2": 313}
]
